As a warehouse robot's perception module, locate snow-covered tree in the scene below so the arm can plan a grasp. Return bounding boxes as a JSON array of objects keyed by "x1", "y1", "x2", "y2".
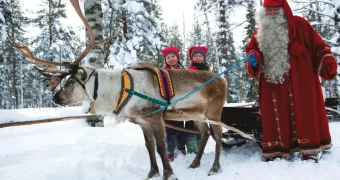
[
  {"x1": 186, "y1": 20, "x2": 206, "y2": 64},
  {"x1": 0, "y1": 0, "x2": 28, "y2": 109},
  {"x1": 187, "y1": 20, "x2": 205, "y2": 47},
  {"x1": 293, "y1": 0, "x2": 340, "y2": 97},
  {"x1": 149, "y1": 0, "x2": 165, "y2": 67},
  {"x1": 241, "y1": 0, "x2": 258, "y2": 102},
  {"x1": 0, "y1": 0, "x2": 10, "y2": 41},
  {"x1": 107, "y1": 0, "x2": 162, "y2": 67},
  {"x1": 31, "y1": 0, "x2": 78, "y2": 62},
  {"x1": 162, "y1": 24, "x2": 185, "y2": 66},
  {"x1": 195, "y1": 0, "x2": 248, "y2": 102},
  {"x1": 29, "y1": 0, "x2": 81, "y2": 107}
]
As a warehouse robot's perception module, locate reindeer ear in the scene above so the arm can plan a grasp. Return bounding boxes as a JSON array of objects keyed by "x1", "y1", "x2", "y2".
[{"x1": 76, "y1": 68, "x2": 87, "y2": 81}]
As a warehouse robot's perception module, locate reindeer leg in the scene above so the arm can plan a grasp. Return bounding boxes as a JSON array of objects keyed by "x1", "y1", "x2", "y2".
[
  {"x1": 139, "y1": 123, "x2": 160, "y2": 179},
  {"x1": 149, "y1": 118, "x2": 177, "y2": 180},
  {"x1": 208, "y1": 124, "x2": 222, "y2": 175},
  {"x1": 189, "y1": 122, "x2": 210, "y2": 169}
]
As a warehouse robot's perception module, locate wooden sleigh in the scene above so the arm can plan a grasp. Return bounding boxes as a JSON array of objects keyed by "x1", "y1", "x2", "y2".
[{"x1": 209, "y1": 98, "x2": 340, "y2": 149}]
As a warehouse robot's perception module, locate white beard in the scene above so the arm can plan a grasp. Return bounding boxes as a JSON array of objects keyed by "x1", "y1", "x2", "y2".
[{"x1": 255, "y1": 7, "x2": 290, "y2": 84}]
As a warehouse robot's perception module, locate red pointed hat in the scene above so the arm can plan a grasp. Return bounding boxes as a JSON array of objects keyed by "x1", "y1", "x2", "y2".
[
  {"x1": 188, "y1": 46, "x2": 208, "y2": 59},
  {"x1": 263, "y1": 0, "x2": 283, "y2": 7},
  {"x1": 162, "y1": 46, "x2": 180, "y2": 60}
]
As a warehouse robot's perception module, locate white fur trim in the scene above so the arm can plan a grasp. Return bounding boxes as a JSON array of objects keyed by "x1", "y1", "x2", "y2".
[{"x1": 262, "y1": 143, "x2": 332, "y2": 159}]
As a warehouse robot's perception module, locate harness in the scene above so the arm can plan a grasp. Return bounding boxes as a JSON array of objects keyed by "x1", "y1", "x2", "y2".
[
  {"x1": 75, "y1": 69, "x2": 98, "y2": 114},
  {"x1": 90, "y1": 53, "x2": 255, "y2": 118},
  {"x1": 113, "y1": 71, "x2": 134, "y2": 115},
  {"x1": 74, "y1": 69, "x2": 98, "y2": 101},
  {"x1": 111, "y1": 68, "x2": 176, "y2": 115}
]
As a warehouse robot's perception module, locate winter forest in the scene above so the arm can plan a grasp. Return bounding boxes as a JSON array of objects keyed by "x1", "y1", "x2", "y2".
[{"x1": 0, "y1": 0, "x2": 339, "y2": 110}]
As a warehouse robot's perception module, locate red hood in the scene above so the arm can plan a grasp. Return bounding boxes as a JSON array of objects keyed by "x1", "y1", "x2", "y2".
[{"x1": 282, "y1": 0, "x2": 296, "y2": 41}]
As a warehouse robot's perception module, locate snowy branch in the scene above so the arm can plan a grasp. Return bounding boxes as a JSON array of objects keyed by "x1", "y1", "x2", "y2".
[
  {"x1": 292, "y1": 0, "x2": 335, "y2": 8},
  {"x1": 310, "y1": 22, "x2": 337, "y2": 27},
  {"x1": 228, "y1": 20, "x2": 247, "y2": 32}
]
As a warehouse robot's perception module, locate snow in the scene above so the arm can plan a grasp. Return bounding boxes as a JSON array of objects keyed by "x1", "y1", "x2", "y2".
[
  {"x1": 125, "y1": 0, "x2": 143, "y2": 14},
  {"x1": 0, "y1": 107, "x2": 86, "y2": 124},
  {"x1": 1, "y1": 107, "x2": 340, "y2": 179}
]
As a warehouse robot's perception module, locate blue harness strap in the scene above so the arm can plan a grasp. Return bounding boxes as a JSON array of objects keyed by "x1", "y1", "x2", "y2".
[{"x1": 146, "y1": 54, "x2": 252, "y2": 116}]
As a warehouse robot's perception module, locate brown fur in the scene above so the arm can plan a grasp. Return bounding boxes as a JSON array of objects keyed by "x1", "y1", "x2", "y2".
[{"x1": 53, "y1": 64, "x2": 227, "y2": 180}]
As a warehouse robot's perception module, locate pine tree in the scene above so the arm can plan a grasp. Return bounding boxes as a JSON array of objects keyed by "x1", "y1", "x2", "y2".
[
  {"x1": 216, "y1": 1, "x2": 242, "y2": 102},
  {"x1": 241, "y1": 0, "x2": 258, "y2": 102},
  {"x1": 203, "y1": 30, "x2": 217, "y2": 72},
  {"x1": 194, "y1": 0, "x2": 250, "y2": 102},
  {"x1": 187, "y1": 20, "x2": 205, "y2": 46},
  {"x1": 187, "y1": 20, "x2": 205, "y2": 63},
  {"x1": 163, "y1": 24, "x2": 185, "y2": 66},
  {"x1": 0, "y1": 0, "x2": 10, "y2": 41},
  {"x1": 0, "y1": 0, "x2": 9, "y2": 108},
  {"x1": 150, "y1": 0, "x2": 165, "y2": 67},
  {"x1": 28, "y1": 0, "x2": 81, "y2": 107},
  {"x1": 0, "y1": 0, "x2": 29, "y2": 109},
  {"x1": 137, "y1": 0, "x2": 162, "y2": 62},
  {"x1": 225, "y1": 32, "x2": 240, "y2": 103},
  {"x1": 107, "y1": 0, "x2": 162, "y2": 67}
]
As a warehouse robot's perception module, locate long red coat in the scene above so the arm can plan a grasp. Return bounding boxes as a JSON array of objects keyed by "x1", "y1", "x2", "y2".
[{"x1": 246, "y1": 1, "x2": 336, "y2": 159}]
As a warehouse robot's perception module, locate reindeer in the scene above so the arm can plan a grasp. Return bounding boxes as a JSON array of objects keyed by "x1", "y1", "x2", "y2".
[{"x1": 9, "y1": 0, "x2": 227, "y2": 179}]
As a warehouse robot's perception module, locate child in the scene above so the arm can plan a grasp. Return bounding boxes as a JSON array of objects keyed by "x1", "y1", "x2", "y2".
[
  {"x1": 188, "y1": 46, "x2": 209, "y2": 71},
  {"x1": 161, "y1": 46, "x2": 186, "y2": 161},
  {"x1": 186, "y1": 46, "x2": 209, "y2": 153}
]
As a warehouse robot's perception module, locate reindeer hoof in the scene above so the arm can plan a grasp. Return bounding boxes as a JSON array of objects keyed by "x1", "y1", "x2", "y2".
[
  {"x1": 163, "y1": 173, "x2": 177, "y2": 180},
  {"x1": 189, "y1": 161, "x2": 200, "y2": 169},
  {"x1": 208, "y1": 166, "x2": 222, "y2": 176},
  {"x1": 145, "y1": 171, "x2": 160, "y2": 179}
]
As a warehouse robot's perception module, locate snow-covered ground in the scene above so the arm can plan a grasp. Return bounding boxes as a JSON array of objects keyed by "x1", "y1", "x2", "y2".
[{"x1": 0, "y1": 107, "x2": 340, "y2": 180}]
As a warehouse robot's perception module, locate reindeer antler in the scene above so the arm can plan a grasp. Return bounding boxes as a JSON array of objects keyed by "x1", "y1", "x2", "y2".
[{"x1": 8, "y1": 0, "x2": 119, "y2": 91}]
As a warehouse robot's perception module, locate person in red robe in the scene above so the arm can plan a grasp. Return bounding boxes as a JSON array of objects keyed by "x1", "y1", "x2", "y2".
[{"x1": 245, "y1": 0, "x2": 337, "y2": 161}]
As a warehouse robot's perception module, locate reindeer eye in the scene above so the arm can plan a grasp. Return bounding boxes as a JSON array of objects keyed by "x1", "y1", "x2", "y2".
[{"x1": 68, "y1": 78, "x2": 75, "y2": 84}]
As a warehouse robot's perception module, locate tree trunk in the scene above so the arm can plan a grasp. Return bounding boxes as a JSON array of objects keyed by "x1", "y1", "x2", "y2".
[
  {"x1": 123, "y1": 2, "x2": 128, "y2": 37},
  {"x1": 84, "y1": 0, "x2": 104, "y2": 126},
  {"x1": 49, "y1": 0, "x2": 53, "y2": 46},
  {"x1": 84, "y1": 0, "x2": 104, "y2": 68},
  {"x1": 10, "y1": 47, "x2": 18, "y2": 109},
  {"x1": 219, "y1": 0, "x2": 227, "y2": 59},
  {"x1": 9, "y1": 3, "x2": 18, "y2": 109}
]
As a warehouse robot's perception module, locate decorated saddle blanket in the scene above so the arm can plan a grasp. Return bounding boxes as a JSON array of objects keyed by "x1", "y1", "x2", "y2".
[{"x1": 153, "y1": 67, "x2": 175, "y2": 103}]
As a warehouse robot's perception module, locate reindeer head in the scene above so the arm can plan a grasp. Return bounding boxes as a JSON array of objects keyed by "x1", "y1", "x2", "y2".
[
  {"x1": 8, "y1": 0, "x2": 119, "y2": 106},
  {"x1": 53, "y1": 66, "x2": 97, "y2": 105}
]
